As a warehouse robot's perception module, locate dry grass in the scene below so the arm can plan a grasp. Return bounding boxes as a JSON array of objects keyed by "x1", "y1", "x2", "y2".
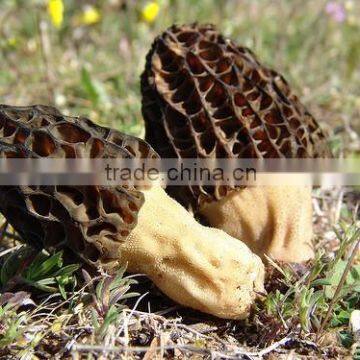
[{"x1": 0, "y1": 186, "x2": 358, "y2": 359}]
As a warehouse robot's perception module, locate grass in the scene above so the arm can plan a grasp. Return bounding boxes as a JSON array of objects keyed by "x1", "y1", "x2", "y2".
[
  {"x1": 0, "y1": 1, "x2": 359, "y2": 144},
  {"x1": 0, "y1": 0, "x2": 359, "y2": 358},
  {"x1": 0, "y1": 205, "x2": 358, "y2": 358}
]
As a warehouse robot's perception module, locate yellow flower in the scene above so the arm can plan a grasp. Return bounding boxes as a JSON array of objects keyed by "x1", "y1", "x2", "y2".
[
  {"x1": 7, "y1": 37, "x2": 17, "y2": 47},
  {"x1": 80, "y1": 6, "x2": 101, "y2": 25},
  {"x1": 345, "y1": 0, "x2": 354, "y2": 11},
  {"x1": 47, "y1": 0, "x2": 64, "y2": 28},
  {"x1": 141, "y1": 1, "x2": 159, "y2": 23}
]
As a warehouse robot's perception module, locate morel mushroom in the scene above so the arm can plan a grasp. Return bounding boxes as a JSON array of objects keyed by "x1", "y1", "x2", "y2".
[
  {"x1": 0, "y1": 104, "x2": 265, "y2": 319},
  {"x1": 141, "y1": 24, "x2": 331, "y2": 263}
]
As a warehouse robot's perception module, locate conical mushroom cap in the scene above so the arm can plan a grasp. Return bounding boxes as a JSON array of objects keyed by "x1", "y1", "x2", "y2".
[
  {"x1": 141, "y1": 23, "x2": 331, "y2": 210},
  {"x1": 0, "y1": 104, "x2": 158, "y2": 268}
]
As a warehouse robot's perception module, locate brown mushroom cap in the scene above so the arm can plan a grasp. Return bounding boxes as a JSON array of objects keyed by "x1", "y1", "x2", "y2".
[
  {"x1": 0, "y1": 104, "x2": 158, "y2": 268},
  {"x1": 141, "y1": 23, "x2": 331, "y2": 210}
]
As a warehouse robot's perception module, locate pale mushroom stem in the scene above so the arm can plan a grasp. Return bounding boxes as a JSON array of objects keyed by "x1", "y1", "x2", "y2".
[
  {"x1": 119, "y1": 185, "x2": 265, "y2": 319},
  {"x1": 199, "y1": 186, "x2": 315, "y2": 263}
]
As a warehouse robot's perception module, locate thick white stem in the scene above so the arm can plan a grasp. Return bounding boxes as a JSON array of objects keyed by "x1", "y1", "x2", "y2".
[
  {"x1": 120, "y1": 186, "x2": 265, "y2": 319},
  {"x1": 199, "y1": 186, "x2": 314, "y2": 263}
]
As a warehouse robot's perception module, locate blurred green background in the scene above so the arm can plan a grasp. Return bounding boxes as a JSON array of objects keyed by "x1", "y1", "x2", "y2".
[{"x1": 0, "y1": 0, "x2": 359, "y2": 153}]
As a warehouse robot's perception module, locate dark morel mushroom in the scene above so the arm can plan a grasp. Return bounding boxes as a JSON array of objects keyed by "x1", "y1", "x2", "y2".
[
  {"x1": 0, "y1": 104, "x2": 264, "y2": 319},
  {"x1": 141, "y1": 24, "x2": 331, "y2": 263}
]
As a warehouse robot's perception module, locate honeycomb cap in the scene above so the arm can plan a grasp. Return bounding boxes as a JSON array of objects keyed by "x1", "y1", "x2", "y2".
[
  {"x1": 141, "y1": 23, "x2": 331, "y2": 209},
  {"x1": 0, "y1": 104, "x2": 158, "y2": 268}
]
